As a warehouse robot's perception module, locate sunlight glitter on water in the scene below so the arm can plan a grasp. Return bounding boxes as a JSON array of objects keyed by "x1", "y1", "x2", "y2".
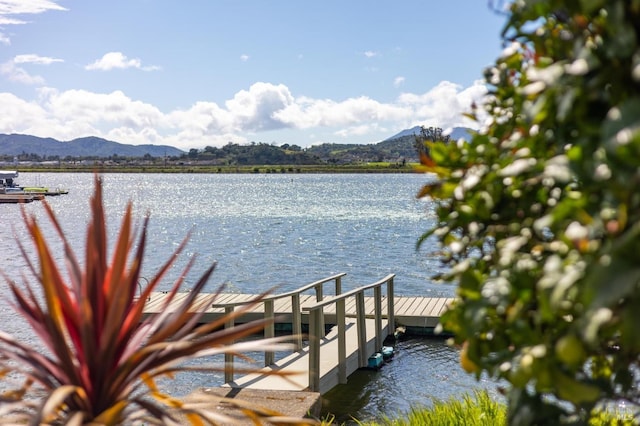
[{"x1": 0, "y1": 172, "x2": 476, "y2": 423}]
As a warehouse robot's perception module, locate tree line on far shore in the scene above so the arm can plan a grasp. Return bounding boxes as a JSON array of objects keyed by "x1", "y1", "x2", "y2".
[{"x1": 0, "y1": 127, "x2": 452, "y2": 167}]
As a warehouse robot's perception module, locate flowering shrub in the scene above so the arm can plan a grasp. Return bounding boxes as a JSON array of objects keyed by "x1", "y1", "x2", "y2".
[{"x1": 419, "y1": 1, "x2": 640, "y2": 423}]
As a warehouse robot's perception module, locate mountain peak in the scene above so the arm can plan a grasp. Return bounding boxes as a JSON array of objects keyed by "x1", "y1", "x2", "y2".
[{"x1": 384, "y1": 126, "x2": 472, "y2": 142}]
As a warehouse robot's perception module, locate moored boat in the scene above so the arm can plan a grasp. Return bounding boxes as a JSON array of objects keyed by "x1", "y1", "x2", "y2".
[
  {"x1": 0, "y1": 170, "x2": 68, "y2": 197},
  {"x1": 21, "y1": 186, "x2": 69, "y2": 196},
  {"x1": 0, "y1": 170, "x2": 19, "y2": 188}
]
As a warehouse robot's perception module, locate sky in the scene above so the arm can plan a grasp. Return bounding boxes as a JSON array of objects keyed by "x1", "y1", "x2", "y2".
[{"x1": 0, "y1": 0, "x2": 507, "y2": 152}]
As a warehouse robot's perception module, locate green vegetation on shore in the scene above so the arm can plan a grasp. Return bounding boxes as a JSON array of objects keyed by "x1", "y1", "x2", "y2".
[
  {"x1": 356, "y1": 391, "x2": 506, "y2": 426},
  {"x1": 354, "y1": 392, "x2": 634, "y2": 426},
  {"x1": 12, "y1": 162, "x2": 419, "y2": 174}
]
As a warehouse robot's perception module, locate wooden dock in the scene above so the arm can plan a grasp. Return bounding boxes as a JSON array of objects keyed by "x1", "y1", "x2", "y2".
[
  {"x1": 223, "y1": 317, "x2": 385, "y2": 393},
  {"x1": 142, "y1": 273, "x2": 454, "y2": 395},
  {"x1": 143, "y1": 293, "x2": 453, "y2": 331}
]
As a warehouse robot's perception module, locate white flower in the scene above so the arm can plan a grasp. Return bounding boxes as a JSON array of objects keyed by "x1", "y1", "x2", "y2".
[
  {"x1": 461, "y1": 165, "x2": 488, "y2": 190},
  {"x1": 499, "y1": 158, "x2": 536, "y2": 176},
  {"x1": 521, "y1": 81, "x2": 546, "y2": 95},
  {"x1": 481, "y1": 277, "x2": 511, "y2": 305},
  {"x1": 501, "y1": 41, "x2": 521, "y2": 58},
  {"x1": 565, "y1": 221, "x2": 588, "y2": 240},
  {"x1": 594, "y1": 163, "x2": 612, "y2": 181},
  {"x1": 615, "y1": 128, "x2": 637, "y2": 146},
  {"x1": 565, "y1": 58, "x2": 589, "y2": 75},
  {"x1": 526, "y1": 63, "x2": 564, "y2": 85},
  {"x1": 543, "y1": 155, "x2": 571, "y2": 183}
]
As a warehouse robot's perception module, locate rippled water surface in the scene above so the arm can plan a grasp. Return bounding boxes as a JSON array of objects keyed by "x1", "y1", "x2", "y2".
[{"x1": 0, "y1": 172, "x2": 500, "y2": 422}]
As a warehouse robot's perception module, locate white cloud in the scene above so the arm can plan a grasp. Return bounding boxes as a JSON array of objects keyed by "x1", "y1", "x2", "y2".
[
  {"x1": 0, "y1": 0, "x2": 67, "y2": 14},
  {"x1": 226, "y1": 82, "x2": 294, "y2": 131},
  {"x1": 335, "y1": 123, "x2": 387, "y2": 138},
  {"x1": 14, "y1": 54, "x2": 63, "y2": 65},
  {"x1": 0, "y1": 60, "x2": 44, "y2": 84},
  {"x1": 0, "y1": 92, "x2": 49, "y2": 132},
  {"x1": 85, "y1": 52, "x2": 161, "y2": 71},
  {"x1": 1, "y1": 54, "x2": 62, "y2": 85},
  {"x1": 274, "y1": 95, "x2": 409, "y2": 129},
  {"x1": 240, "y1": 54, "x2": 250, "y2": 62},
  {"x1": 0, "y1": 80, "x2": 487, "y2": 151},
  {"x1": 393, "y1": 76, "x2": 405, "y2": 87},
  {"x1": 398, "y1": 80, "x2": 487, "y2": 129},
  {"x1": 0, "y1": 0, "x2": 67, "y2": 44},
  {"x1": 364, "y1": 50, "x2": 379, "y2": 58}
]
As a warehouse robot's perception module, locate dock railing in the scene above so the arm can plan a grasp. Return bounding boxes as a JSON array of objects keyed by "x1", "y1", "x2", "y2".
[
  {"x1": 211, "y1": 273, "x2": 346, "y2": 383},
  {"x1": 302, "y1": 273, "x2": 395, "y2": 392}
]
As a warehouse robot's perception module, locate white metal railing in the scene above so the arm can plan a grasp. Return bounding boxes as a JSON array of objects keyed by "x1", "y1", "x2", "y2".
[
  {"x1": 302, "y1": 273, "x2": 395, "y2": 392},
  {"x1": 211, "y1": 273, "x2": 346, "y2": 383}
]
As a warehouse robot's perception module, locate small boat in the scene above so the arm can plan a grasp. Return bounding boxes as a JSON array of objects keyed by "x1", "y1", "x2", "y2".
[
  {"x1": 0, "y1": 170, "x2": 68, "y2": 197},
  {"x1": 21, "y1": 186, "x2": 69, "y2": 196},
  {"x1": 0, "y1": 170, "x2": 19, "y2": 187}
]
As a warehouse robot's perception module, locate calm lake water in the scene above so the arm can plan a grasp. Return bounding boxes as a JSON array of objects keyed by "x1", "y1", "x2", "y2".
[{"x1": 0, "y1": 172, "x2": 500, "y2": 423}]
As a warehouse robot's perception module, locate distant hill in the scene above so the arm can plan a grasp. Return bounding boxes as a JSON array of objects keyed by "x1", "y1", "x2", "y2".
[
  {"x1": 368, "y1": 126, "x2": 472, "y2": 162},
  {"x1": 384, "y1": 126, "x2": 472, "y2": 142},
  {"x1": 0, "y1": 134, "x2": 185, "y2": 158}
]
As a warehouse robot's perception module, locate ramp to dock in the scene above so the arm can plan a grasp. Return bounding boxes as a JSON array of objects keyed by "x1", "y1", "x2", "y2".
[
  {"x1": 143, "y1": 274, "x2": 452, "y2": 395},
  {"x1": 224, "y1": 317, "x2": 386, "y2": 395}
]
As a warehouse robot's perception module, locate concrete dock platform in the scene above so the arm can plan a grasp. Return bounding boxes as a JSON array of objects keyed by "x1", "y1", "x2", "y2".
[{"x1": 184, "y1": 387, "x2": 322, "y2": 425}]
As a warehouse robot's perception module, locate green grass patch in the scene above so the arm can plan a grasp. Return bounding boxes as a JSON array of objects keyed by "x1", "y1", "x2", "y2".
[
  {"x1": 351, "y1": 391, "x2": 637, "y2": 426},
  {"x1": 356, "y1": 391, "x2": 505, "y2": 426}
]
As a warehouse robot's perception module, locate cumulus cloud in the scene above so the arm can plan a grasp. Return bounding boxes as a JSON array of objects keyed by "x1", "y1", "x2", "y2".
[
  {"x1": 0, "y1": 54, "x2": 63, "y2": 85},
  {"x1": 85, "y1": 52, "x2": 161, "y2": 71},
  {"x1": 398, "y1": 80, "x2": 487, "y2": 129},
  {"x1": 0, "y1": 80, "x2": 487, "y2": 151},
  {"x1": 226, "y1": 82, "x2": 295, "y2": 131},
  {"x1": 0, "y1": 0, "x2": 67, "y2": 44},
  {"x1": 393, "y1": 76, "x2": 405, "y2": 87},
  {"x1": 240, "y1": 54, "x2": 250, "y2": 62}
]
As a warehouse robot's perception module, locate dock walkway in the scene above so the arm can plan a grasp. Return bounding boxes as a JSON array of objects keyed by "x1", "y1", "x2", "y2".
[
  {"x1": 144, "y1": 293, "x2": 453, "y2": 331},
  {"x1": 142, "y1": 273, "x2": 453, "y2": 395}
]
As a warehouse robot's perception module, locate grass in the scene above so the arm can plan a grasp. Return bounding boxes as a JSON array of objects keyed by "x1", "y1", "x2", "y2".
[
  {"x1": 353, "y1": 391, "x2": 638, "y2": 426},
  {"x1": 356, "y1": 391, "x2": 506, "y2": 426}
]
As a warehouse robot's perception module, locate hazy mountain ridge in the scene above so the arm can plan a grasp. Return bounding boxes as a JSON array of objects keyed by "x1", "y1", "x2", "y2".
[{"x1": 0, "y1": 134, "x2": 185, "y2": 158}]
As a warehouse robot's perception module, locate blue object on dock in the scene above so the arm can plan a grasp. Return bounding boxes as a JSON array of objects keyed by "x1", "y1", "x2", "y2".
[
  {"x1": 381, "y1": 346, "x2": 394, "y2": 360},
  {"x1": 368, "y1": 353, "x2": 384, "y2": 369}
]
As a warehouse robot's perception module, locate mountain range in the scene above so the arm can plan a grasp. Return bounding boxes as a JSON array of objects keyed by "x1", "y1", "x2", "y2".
[
  {"x1": 0, "y1": 134, "x2": 184, "y2": 158},
  {"x1": 0, "y1": 127, "x2": 471, "y2": 159}
]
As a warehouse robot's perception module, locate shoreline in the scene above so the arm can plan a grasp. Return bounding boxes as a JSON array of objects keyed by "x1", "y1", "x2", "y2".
[{"x1": 8, "y1": 163, "x2": 420, "y2": 174}]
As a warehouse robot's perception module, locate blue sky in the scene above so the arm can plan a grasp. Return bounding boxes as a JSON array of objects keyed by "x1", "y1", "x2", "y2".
[{"x1": 0, "y1": 1, "x2": 506, "y2": 152}]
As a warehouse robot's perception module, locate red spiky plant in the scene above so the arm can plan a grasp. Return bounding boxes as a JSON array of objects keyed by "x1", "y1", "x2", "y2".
[{"x1": 0, "y1": 175, "x2": 314, "y2": 425}]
